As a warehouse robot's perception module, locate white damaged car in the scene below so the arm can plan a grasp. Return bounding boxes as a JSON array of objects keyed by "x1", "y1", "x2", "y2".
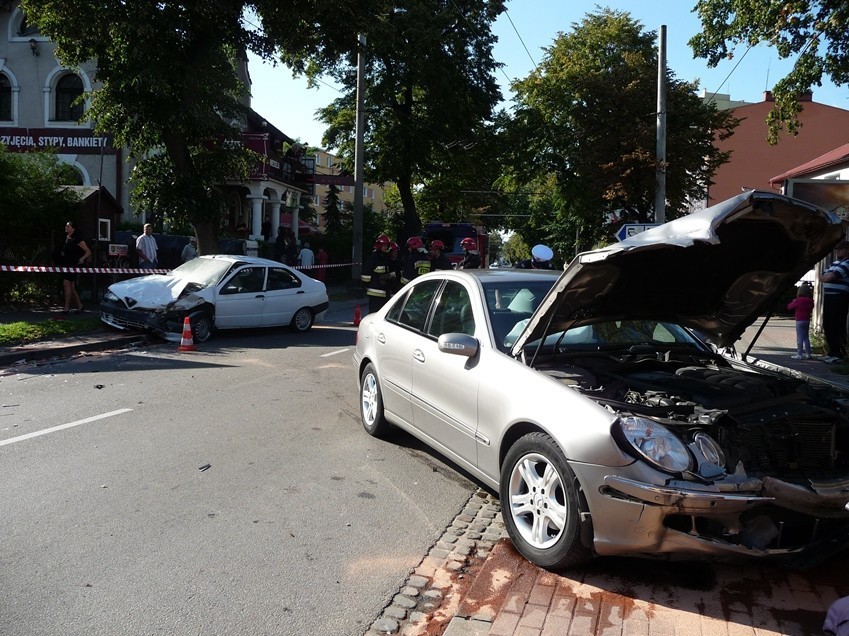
[{"x1": 100, "y1": 255, "x2": 329, "y2": 342}]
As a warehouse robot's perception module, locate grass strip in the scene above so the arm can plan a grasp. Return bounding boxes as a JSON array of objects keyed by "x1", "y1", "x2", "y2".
[{"x1": 0, "y1": 318, "x2": 103, "y2": 347}]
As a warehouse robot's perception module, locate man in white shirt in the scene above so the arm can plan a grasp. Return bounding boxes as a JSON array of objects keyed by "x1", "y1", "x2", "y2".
[
  {"x1": 136, "y1": 223, "x2": 158, "y2": 269},
  {"x1": 181, "y1": 237, "x2": 198, "y2": 262},
  {"x1": 298, "y1": 241, "x2": 315, "y2": 271}
]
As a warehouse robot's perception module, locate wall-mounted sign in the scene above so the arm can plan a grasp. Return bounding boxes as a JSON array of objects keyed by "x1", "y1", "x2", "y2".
[{"x1": 0, "y1": 127, "x2": 115, "y2": 154}]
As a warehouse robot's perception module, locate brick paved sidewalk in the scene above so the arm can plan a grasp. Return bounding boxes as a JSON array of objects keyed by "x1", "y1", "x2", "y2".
[{"x1": 444, "y1": 539, "x2": 848, "y2": 635}]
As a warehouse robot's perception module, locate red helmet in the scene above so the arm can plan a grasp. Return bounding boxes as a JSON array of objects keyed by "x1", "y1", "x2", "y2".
[
  {"x1": 461, "y1": 237, "x2": 477, "y2": 250},
  {"x1": 430, "y1": 240, "x2": 445, "y2": 250},
  {"x1": 374, "y1": 234, "x2": 390, "y2": 249},
  {"x1": 388, "y1": 241, "x2": 399, "y2": 252},
  {"x1": 406, "y1": 236, "x2": 424, "y2": 250}
]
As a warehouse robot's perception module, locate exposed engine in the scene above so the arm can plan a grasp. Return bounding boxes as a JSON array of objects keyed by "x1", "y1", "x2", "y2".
[{"x1": 542, "y1": 354, "x2": 849, "y2": 480}]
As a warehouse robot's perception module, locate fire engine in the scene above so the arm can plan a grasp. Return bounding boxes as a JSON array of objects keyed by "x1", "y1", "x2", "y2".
[{"x1": 421, "y1": 222, "x2": 488, "y2": 268}]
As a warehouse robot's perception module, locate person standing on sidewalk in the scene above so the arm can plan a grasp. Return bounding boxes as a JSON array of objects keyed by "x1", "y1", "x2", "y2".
[
  {"x1": 58, "y1": 221, "x2": 91, "y2": 314},
  {"x1": 820, "y1": 241, "x2": 849, "y2": 363},
  {"x1": 136, "y1": 223, "x2": 159, "y2": 270},
  {"x1": 788, "y1": 284, "x2": 814, "y2": 359}
]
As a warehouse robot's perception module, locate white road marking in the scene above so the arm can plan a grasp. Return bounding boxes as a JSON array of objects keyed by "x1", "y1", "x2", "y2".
[
  {"x1": 0, "y1": 408, "x2": 133, "y2": 447},
  {"x1": 320, "y1": 348, "x2": 350, "y2": 358}
]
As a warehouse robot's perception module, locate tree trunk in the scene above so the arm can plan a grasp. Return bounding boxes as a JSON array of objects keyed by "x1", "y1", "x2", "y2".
[
  {"x1": 193, "y1": 221, "x2": 218, "y2": 256},
  {"x1": 397, "y1": 174, "x2": 421, "y2": 243}
]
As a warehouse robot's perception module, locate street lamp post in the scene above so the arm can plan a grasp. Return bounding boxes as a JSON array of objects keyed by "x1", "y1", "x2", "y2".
[{"x1": 352, "y1": 34, "x2": 366, "y2": 281}]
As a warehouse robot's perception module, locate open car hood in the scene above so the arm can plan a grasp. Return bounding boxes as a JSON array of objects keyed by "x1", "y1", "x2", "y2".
[{"x1": 511, "y1": 190, "x2": 845, "y2": 353}]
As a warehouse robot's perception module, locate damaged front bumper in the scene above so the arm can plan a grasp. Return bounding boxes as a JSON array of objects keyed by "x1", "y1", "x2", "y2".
[
  {"x1": 586, "y1": 470, "x2": 849, "y2": 565},
  {"x1": 100, "y1": 302, "x2": 188, "y2": 342}
]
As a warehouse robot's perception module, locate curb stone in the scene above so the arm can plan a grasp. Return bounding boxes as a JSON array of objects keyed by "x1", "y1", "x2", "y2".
[{"x1": 363, "y1": 488, "x2": 504, "y2": 636}]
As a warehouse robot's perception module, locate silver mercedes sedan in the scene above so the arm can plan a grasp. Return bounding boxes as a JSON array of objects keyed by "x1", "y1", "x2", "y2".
[{"x1": 353, "y1": 191, "x2": 849, "y2": 570}]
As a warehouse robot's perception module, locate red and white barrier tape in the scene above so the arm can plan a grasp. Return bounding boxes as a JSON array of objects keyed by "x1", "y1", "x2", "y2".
[
  {"x1": 0, "y1": 265, "x2": 170, "y2": 274},
  {"x1": 0, "y1": 263, "x2": 357, "y2": 274}
]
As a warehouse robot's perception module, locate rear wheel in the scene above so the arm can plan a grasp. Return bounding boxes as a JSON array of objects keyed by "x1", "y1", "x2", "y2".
[
  {"x1": 191, "y1": 311, "x2": 214, "y2": 342},
  {"x1": 360, "y1": 363, "x2": 390, "y2": 437},
  {"x1": 290, "y1": 307, "x2": 314, "y2": 332},
  {"x1": 500, "y1": 432, "x2": 592, "y2": 570}
]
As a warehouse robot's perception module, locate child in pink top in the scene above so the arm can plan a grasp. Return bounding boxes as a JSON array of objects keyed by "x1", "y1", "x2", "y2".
[{"x1": 788, "y1": 284, "x2": 814, "y2": 359}]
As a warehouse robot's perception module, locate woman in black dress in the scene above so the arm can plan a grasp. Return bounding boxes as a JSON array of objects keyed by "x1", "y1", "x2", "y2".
[{"x1": 59, "y1": 221, "x2": 91, "y2": 313}]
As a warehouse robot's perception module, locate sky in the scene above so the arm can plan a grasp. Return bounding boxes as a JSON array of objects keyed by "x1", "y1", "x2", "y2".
[{"x1": 246, "y1": 0, "x2": 846, "y2": 150}]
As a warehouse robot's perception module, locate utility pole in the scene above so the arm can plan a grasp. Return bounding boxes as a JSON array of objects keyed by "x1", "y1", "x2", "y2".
[
  {"x1": 655, "y1": 24, "x2": 667, "y2": 224},
  {"x1": 352, "y1": 34, "x2": 366, "y2": 280}
]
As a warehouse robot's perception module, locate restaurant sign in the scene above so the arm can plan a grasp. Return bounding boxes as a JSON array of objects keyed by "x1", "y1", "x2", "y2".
[{"x1": 0, "y1": 127, "x2": 115, "y2": 154}]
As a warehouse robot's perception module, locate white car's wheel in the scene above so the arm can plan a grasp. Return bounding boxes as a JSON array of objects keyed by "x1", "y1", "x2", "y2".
[
  {"x1": 500, "y1": 432, "x2": 592, "y2": 570},
  {"x1": 191, "y1": 311, "x2": 214, "y2": 343},
  {"x1": 290, "y1": 307, "x2": 314, "y2": 332},
  {"x1": 360, "y1": 363, "x2": 390, "y2": 437}
]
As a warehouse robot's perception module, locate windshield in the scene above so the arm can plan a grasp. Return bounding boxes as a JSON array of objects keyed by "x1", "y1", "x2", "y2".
[
  {"x1": 169, "y1": 257, "x2": 234, "y2": 287},
  {"x1": 482, "y1": 279, "x2": 558, "y2": 352},
  {"x1": 508, "y1": 320, "x2": 706, "y2": 353}
]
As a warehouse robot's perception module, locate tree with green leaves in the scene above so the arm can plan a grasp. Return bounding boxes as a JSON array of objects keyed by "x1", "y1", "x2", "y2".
[
  {"x1": 20, "y1": 0, "x2": 394, "y2": 254},
  {"x1": 321, "y1": 184, "x2": 346, "y2": 235},
  {"x1": 0, "y1": 145, "x2": 79, "y2": 262},
  {"x1": 309, "y1": 0, "x2": 505, "y2": 243},
  {"x1": 502, "y1": 8, "x2": 738, "y2": 252},
  {"x1": 0, "y1": 144, "x2": 81, "y2": 301},
  {"x1": 690, "y1": 0, "x2": 849, "y2": 144}
]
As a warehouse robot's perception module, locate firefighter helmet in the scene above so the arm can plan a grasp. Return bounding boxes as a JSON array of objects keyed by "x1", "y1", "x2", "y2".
[
  {"x1": 406, "y1": 236, "x2": 424, "y2": 250},
  {"x1": 460, "y1": 237, "x2": 477, "y2": 251},
  {"x1": 374, "y1": 234, "x2": 390, "y2": 250},
  {"x1": 430, "y1": 240, "x2": 445, "y2": 250}
]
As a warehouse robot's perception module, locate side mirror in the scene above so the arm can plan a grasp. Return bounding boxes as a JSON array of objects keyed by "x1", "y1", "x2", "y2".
[{"x1": 437, "y1": 333, "x2": 479, "y2": 358}]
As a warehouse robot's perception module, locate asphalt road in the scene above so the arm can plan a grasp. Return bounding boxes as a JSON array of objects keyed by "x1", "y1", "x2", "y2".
[{"x1": 0, "y1": 321, "x2": 478, "y2": 636}]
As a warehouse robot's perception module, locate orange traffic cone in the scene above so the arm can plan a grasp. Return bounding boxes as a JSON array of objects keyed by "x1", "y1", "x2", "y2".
[
  {"x1": 177, "y1": 316, "x2": 197, "y2": 351},
  {"x1": 353, "y1": 304, "x2": 362, "y2": 327}
]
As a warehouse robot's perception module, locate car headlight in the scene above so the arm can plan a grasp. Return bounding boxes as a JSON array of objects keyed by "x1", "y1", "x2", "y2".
[
  {"x1": 614, "y1": 416, "x2": 692, "y2": 474},
  {"x1": 691, "y1": 432, "x2": 726, "y2": 477},
  {"x1": 103, "y1": 290, "x2": 119, "y2": 302}
]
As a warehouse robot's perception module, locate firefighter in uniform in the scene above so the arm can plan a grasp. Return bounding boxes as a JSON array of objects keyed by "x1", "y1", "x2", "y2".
[
  {"x1": 361, "y1": 234, "x2": 393, "y2": 313},
  {"x1": 459, "y1": 237, "x2": 482, "y2": 269},
  {"x1": 429, "y1": 239, "x2": 453, "y2": 270},
  {"x1": 401, "y1": 236, "x2": 432, "y2": 285},
  {"x1": 387, "y1": 241, "x2": 402, "y2": 296}
]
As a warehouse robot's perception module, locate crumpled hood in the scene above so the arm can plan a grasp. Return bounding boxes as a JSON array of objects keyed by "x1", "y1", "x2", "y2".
[
  {"x1": 107, "y1": 274, "x2": 196, "y2": 308},
  {"x1": 512, "y1": 190, "x2": 846, "y2": 352}
]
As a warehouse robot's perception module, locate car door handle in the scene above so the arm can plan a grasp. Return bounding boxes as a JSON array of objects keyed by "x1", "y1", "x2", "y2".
[
  {"x1": 296, "y1": 290, "x2": 305, "y2": 294},
  {"x1": 255, "y1": 294, "x2": 265, "y2": 299},
  {"x1": 413, "y1": 349, "x2": 425, "y2": 363}
]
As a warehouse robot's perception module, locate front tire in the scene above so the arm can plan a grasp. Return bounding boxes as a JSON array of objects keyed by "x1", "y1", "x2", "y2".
[
  {"x1": 290, "y1": 307, "x2": 314, "y2": 332},
  {"x1": 500, "y1": 432, "x2": 592, "y2": 570},
  {"x1": 360, "y1": 363, "x2": 390, "y2": 438},
  {"x1": 191, "y1": 311, "x2": 214, "y2": 343}
]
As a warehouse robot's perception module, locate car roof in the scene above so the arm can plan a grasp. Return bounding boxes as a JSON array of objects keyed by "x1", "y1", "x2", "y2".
[
  {"x1": 196, "y1": 254, "x2": 288, "y2": 268},
  {"x1": 416, "y1": 268, "x2": 561, "y2": 284}
]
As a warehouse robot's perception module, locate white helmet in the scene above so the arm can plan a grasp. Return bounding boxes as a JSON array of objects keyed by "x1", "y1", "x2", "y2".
[{"x1": 531, "y1": 244, "x2": 554, "y2": 264}]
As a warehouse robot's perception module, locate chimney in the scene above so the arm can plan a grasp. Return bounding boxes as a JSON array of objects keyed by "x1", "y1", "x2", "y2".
[{"x1": 764, "y1": 91, "x2": 774, "y2": 102}]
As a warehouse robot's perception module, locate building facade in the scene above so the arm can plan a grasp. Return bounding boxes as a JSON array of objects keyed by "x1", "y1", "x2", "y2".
[
  {"x1": 310, "y1": 148, "x2": 388, "y2": 231},
  {"x1": 705, "y1": 91, "x2": 849, "y2": 205},
  {"x1": 1, "y1": 1, "x2": 315, "y2": 243}
]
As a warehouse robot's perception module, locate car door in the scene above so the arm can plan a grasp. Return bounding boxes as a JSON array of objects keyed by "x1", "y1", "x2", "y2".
[
  {"x1": 261, "y1": 266, "x2": 304, "y2": 327},
  {"x1": 375, "y1": 279, "x2": 443, "y2": 427},
  {"x1": 409, "y1": 280, "x2": 480, "y2": 465},
  {"x1": 214, "y1": 266, "x2": 266, "y2": 328}
]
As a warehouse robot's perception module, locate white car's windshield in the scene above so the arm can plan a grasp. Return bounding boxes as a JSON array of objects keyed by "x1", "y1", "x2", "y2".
[{"x1": 169, "y1": 258, "x2": 234, "y2": 287}]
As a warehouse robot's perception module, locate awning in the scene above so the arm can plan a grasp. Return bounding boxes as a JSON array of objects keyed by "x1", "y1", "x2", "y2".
[{"x1": 280, "y1": 213, "x2": 319, "y2": 233}]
